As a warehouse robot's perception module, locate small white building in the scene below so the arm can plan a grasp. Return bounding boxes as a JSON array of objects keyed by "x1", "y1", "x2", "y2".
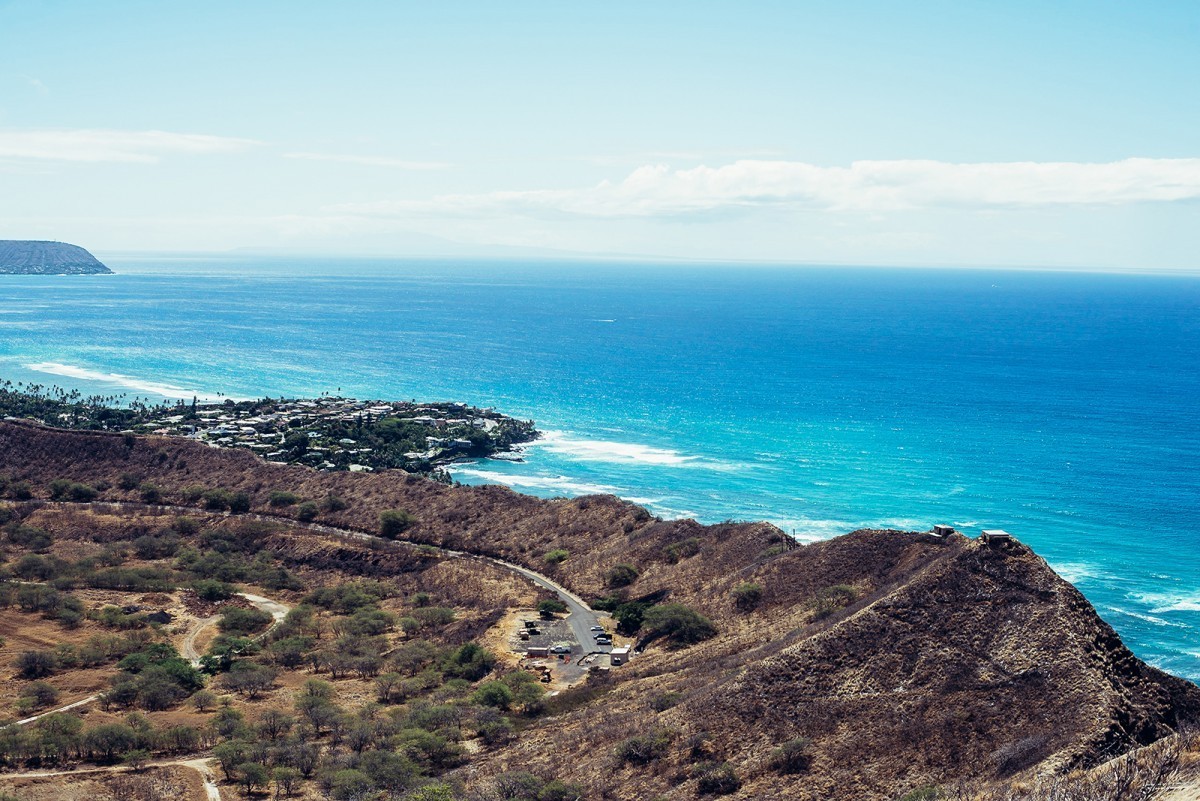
[
  {"x1": 980, "y1": 529, "x2": 1013, "y2": 544},
  {"x1": 932, "y1": 524, "x2": 955, "y2": 537},
  {"x1": 610, "y1": 646, "x2": 631, "y2": 666}
]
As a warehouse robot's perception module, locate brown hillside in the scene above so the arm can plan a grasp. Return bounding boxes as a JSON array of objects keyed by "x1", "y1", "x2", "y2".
[{"x1": 2, "y1": 421, "x2": 1197, "y2": 799}]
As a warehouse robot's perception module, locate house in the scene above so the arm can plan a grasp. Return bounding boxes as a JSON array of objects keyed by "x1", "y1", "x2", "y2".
[
  {"x1": 932, "y1": 524, "x2": 955, "y2": 537},
  {"x1": 980, "y1": 529, "x2": 1013, "y2": 544},
  {"x1": 526, "y1": 646, "x2": 550, "y2": 658},
  {"x1": 610, "y1": 646, "x2": 631, "y2": 666}
]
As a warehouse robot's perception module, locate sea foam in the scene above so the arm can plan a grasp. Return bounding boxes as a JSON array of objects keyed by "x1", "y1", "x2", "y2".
[
  {"x1": 531, "y1": 429, "x2": 742, "y2": 471},
  {"x1": 23, "y1": 361, "x2": 206, "y2": 400}
]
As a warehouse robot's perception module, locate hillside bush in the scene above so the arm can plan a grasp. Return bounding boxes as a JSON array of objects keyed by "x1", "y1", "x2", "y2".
[
  {"x1": 543, "y1": 548, "x2": 569, "y2": 564},
  {"x1": 642, "y1": 603, "x2": 716, "y2": 646},
  {"x1": 379, "y1": 509, "x2": 416, "y2": 538},
  {"x1": 694, "y1": 762, "x2": 741, "y2": 795},
  {"x1": 812, "y1": 584, "x2": 860, "y2": 620},
  {"x1": 268, "y1": 490, "x2": 300, "y2": 507},
  {"x1": 769, "y1": 736, "x2": 813, "y2": 774},
  {"x1": 605, "y1": 563, "x2": 640, "y2": 588},
  {"x1": 218, "y1": 606, "x2": 273, "y2": 636},
  {"x1": 732, "y1": 582, "x2": 763, "y2": 611},
  {"x1": 615, "y1": 728, "x2": 673, "y2": 765}
]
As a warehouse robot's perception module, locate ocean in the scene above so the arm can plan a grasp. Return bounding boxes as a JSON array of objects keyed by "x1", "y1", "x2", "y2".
[{"x1": 1, "y1": 257, "x2": 1198, "y2": 679}]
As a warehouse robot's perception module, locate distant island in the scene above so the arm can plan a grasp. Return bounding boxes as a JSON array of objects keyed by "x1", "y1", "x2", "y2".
[{"x1": 0, "y1": 240, "x2": 111, "y2": 275}]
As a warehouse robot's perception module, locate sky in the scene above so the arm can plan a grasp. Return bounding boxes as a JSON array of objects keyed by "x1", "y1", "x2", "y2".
[{"x1": 1, "y1": 0, "x2": 1199, "y2": 269}]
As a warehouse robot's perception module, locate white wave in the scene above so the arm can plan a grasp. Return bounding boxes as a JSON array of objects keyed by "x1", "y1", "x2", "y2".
[
  {"x1": 769, "y1": 518, "x2": 856, "y2": 543},
  {"x1": 530, "y1": 429, "x2": 741, "y2": 470},
  {"x1": 23, "y1": 361, "x2": 206, "y2": 399},
  {"x1": 450, "y1": 467, "x2": 620, "y2": 497},
  {"x1": 1133, "y1": 590, "x2": 1200, "y2": 614},
  {"x1": 1048, "y1": 561, "x2": 1101, "y2": 586},
  {"x1": 1104, "y1": 606, "x2": 1190, "y2": 629}
]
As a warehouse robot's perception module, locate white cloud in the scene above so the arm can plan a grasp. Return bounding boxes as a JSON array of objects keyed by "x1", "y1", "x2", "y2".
[
  {"x1": 335, "y1": 157, "x2": 1200, "y2": 219},
  {"x1": 0, "y1": 129, "x2": 260, "y2": 163},
  {"x1": 282, "y1": 152, "x2": 450, "y2": 170}
]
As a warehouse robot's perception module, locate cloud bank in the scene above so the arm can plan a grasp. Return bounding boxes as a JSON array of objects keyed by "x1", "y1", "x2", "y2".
[
  {"x1": 0, "y1": 129, "x2": 260, "y2": 163},
  {"x1": 336, "y1": 157, "x2": 1200, "y2": 219}
]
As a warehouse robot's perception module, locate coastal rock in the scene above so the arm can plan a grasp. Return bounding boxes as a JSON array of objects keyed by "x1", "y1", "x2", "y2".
[{"x1": 0, "y1": 240, "x2": 112, "y2": 275}]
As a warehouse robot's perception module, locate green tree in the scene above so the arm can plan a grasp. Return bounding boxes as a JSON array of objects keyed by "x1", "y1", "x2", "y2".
[
  {"x1": 238, "y1": 761, "x2": 270, "y2": 795},
  {"x1": 472, "y1": 681, "x2": 514, "y2": 709},
  {"x1": 330, "y1": 768, "x2": 373, "y2": 801},
  {"x1": 272, "y1": 766, "x2": 301, "y2": 798}
]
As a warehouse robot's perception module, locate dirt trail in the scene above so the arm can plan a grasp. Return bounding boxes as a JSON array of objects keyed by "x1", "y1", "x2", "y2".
[
  {"x1": 0, "y1": 757, "x2": 222, "y2": 800},
  {"x1": 181, "y1": 593, "x2": 290, "y2": 667}
]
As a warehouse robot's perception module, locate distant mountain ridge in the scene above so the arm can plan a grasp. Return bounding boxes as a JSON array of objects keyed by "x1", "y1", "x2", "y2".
[{"x1": 0, "y1": 240, "x2": 111, "y2": 275}]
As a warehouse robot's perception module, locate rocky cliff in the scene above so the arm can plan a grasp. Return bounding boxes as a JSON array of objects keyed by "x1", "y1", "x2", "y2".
[{"x1": 0, "y1": 240, "x2": 111, "y2": 274}]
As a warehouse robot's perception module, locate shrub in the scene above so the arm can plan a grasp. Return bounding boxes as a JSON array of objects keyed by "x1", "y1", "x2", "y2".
[
  {"x1": 614, "y1": 729, "x2": 673, "y2": 765},
  {"x1": 663, "y1": 537, "x2": 702, "y2": 563},
  {"x1": 139, "y1": 483, "x2": 162, "y2": 504},
  {"x1": 218, "y1": 606, "x2": 273, "y2": 636},
  {"x1": 8, "y1": 481, "x2": 32, "y2": 500},
  {"x1": 295, "y1": 501, "x2": 319, "y2": 522},
  {"x1": 543, "y1": 548, "x2": 569, "y2": 565},
  {"x1": 694, "y1": 762, "x2": 741, "y2": 795},
  {"x1": 379, "y1": 509, "x2": 416, "y2": 538},
  {"x1": 20, "y1": 680, "x2": 60, "y2": 710},
  {"x1": 650, "y1": 691, "x2": 683, "y2": 712},
  {"x1": 118, "y1": 472, "x2": 142, "y2": 491},
  {"x1": 642, "y1": 604, "x2": 716, "y2": 646},
  {"x1": 412, "y1": 606, "x2": 456, "y2": 627},
  {"x1": 537, "y1": 598, "x2": 568, "y2": 618},
  {"x1": 16, "y1": 649, "x2": 59, "y2": 679},
  {"x1": 473, "y1": 681, "x2": 514, "y2": 709},
  {"x1": 220, "y1": 662, "x2": 277, "y2": 699},
  {"x1": 898, "y1": 789, "x2": 943, "y2": 801},
  {"x1": 180, "y1": 485, "x2": 206, "y2": 503},
  {"x1": 268, "y1": 491, "x2": 300, "y2": 507},
  {"x1": 68, "y1": 482, "x2": 98, "y2": 502},
  {"x1": 321, "y1": 494, "x2": 348, "y2": 512},
  {"x1": 769, "y1": 736, "x2": 813, "y2": 774},
  {"x1": 732, "y1": 582, "x2": 763, "y2": 612},
  {"x1": 442, "y1": 642, "x2": 495, "y2": 681},
  {"x1": 812, "y1": 584, "x2": 859, "y2": 620},
  {"x1": 605, "y1": 563, "x2": 640, "y2": 588},
  {"x1": 193, "y1": 579, "x2": 236, "y2": 602}
]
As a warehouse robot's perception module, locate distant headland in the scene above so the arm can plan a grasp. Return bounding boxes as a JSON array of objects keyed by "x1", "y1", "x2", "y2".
[{"x1": 0, "y1": 240, "x2": 111, "y2": 275}]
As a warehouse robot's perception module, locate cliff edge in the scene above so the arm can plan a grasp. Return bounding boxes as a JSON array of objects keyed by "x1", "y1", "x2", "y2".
[{"x1": 0, "y1": 240, "x2": 111, "y2": 275}]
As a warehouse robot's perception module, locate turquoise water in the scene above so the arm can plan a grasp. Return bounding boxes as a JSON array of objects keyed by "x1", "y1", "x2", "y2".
[{"x1": 1, "y1": 258, "x2": 1198, "y2": 679}]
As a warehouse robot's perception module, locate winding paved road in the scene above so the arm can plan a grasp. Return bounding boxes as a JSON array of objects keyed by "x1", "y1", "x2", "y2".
[{"x1": 49, "y1": 500, "x2": 609, "y2": 655}]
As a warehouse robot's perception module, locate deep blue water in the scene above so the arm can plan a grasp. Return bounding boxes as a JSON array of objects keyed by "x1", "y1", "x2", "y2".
[{"x1": 1, "y1": 258, "x2": 1198, "y2": 679}]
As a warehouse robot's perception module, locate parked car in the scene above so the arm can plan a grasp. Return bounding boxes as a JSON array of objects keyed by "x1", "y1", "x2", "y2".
[
  {"x1": 596, "y1": 637, "x2": 612, "y2": 646},
  {"x1": 590, "y1": 625, "x2": 604, "y2": 632},
  {"x1": 550, "y1": 645, "x2": 570, "y2": 654}
]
